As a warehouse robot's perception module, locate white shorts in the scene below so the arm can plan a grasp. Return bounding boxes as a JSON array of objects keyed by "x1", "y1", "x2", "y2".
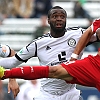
[{"x1": 34, "y1": 87, "x2": 82, "y2": 100}]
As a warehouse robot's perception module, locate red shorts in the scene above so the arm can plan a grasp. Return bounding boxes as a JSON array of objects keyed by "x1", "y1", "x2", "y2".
[{"x1": 61, "y1": 54, "x2": 100, "y2": 91}]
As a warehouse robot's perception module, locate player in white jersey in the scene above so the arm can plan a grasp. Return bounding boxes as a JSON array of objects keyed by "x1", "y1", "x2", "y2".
[
  {"x1": 0, "y1": 6, "x2": 100, "y2": 100},
  {"x1": 0, "y1": 44, "x2": 20, "y2": 98}
]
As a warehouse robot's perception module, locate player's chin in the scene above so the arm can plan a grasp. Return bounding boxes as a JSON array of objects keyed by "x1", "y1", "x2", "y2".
[{"x1": 56, "y1": 28, "x2": 64, "y2": 32}]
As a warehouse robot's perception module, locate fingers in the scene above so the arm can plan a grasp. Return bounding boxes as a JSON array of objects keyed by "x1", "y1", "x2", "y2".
[
  {"x1": 10, "y1": 86, "x2": 20, "y2": 98},
  {"x1": 8, "y1": 78, "x2": 20, "y2": 98},
  {"x1": 12, "y1": 88, "x2": 20, "y2": 98},
  {"x1": 8, "y1": 83, "x2": 20, "y2": 98}
]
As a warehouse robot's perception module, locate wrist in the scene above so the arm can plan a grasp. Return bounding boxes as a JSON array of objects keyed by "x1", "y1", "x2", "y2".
[
  {"x1": 9, "y1": 78, "x2": 16, "y2": 81},
  {"x1": 71, "y1": 53, "x2": 79, "y2": 59}
]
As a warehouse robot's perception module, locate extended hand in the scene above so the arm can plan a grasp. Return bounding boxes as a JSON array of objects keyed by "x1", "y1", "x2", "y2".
[{"x1": 8, "y1": 78, "x2": 20, "y2": 98}]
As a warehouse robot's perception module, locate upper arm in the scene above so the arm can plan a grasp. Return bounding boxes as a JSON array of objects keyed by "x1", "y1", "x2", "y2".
[{"x1": 17, "y1": 41, "x2": 37, "y2": 61}]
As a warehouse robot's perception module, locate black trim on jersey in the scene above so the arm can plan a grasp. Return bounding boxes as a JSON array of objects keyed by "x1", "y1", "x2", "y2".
[
  {"x1": 15, "y1": 54, "x2": 28, "y2": 62},
  {"x1": 81, "y1": 28, "x2": 85, "y2": 34},
  {"x1": 43, "y1": 33, "x2": 51, "y2": 37},
  {"x1": 67, "y1": 27, "x2": 80, "y2": 30},
  {"x1": 67, "y1": 27, "x2": 84, "y2": 34},
  {"x1": 7, "y1": 45, "x2": 11, "y2": 57},
  {"x1": 32, "y1": 33, "x2": 50, "y2": 42},
  {"x1": 43, "y1": 32, "x2": 53, "y2": 37},
  {"x1": 26, "y1": 41, "x2": 37, "y2": 57},
  {"x1": 34, "y1": 42, "x2": 37, "y2": 57}
]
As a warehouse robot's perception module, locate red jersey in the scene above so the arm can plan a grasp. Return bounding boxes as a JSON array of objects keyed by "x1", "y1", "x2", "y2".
[{"x1": 61, "y1": 54, "x2": 100, "y2": 91}]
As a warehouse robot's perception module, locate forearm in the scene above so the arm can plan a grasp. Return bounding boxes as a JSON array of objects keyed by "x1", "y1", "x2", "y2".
[
  {"x1": 0, "y1": 56, "x2": 22, "y2": 68},
  {"x1": 71, "y1": 18, "x2": 100, "y2": 60},
  {"x1": 2, "y1": 66, "x2": 49, "y2": 80},
  {"x1": 73, "y1": 27, "x2": 94, "y2": 55}
]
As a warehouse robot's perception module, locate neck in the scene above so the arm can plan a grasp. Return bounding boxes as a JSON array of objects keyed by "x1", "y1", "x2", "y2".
[{"x1": 50, "y1": 30, "x2": 65, "y2": 38}]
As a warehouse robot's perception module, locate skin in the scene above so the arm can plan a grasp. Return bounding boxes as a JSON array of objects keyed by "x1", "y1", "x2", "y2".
[
  {"x1": 8, "y1": 78, "x2": 20, "y2": 98},
  {"x1": 8, "y1": 49, "x2": 20, "y2": 98},
  {"x1": 48, "y1": 9, "x2": 67, "y2": 37},
  {"x1": 49, "y1": 65, "x2": 73, "y2": 81}
]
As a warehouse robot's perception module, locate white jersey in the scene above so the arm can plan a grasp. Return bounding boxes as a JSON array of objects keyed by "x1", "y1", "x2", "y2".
[{"x1": 15, "y1": 27, "x2": 97, "y2": 95}]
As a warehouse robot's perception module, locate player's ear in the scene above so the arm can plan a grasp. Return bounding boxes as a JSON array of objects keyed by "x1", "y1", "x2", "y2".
[{"x1": 48, "y1": 18, "x2": 50, "y2": 24}]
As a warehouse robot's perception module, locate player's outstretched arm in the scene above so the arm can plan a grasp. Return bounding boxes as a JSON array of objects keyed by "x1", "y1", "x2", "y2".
[
  {"x1": 70, "y1": 27, "x2": 93, "y2": 60},
  {"x1": 0, "y1": 66, "x2": 49, "y2": 80},
  {"x1": 0, "y1": 65, "x2": 72, "y2": 81},
  {"x1": 70, "y1": 19, "x2": 100, "y2": 60}
]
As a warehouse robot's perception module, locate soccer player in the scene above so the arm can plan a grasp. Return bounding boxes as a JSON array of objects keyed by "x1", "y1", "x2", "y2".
[
  {"x1": 0, "y1": 6, "x2": 100, "y2": 100},
  {"x1": 0, "y1": 44, "x2": 20, "y2": 98}
]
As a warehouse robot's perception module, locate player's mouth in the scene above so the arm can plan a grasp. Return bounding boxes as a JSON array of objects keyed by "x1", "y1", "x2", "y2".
[{"x1": 56, "y1": 23, "x2": 63, "y2": 28}]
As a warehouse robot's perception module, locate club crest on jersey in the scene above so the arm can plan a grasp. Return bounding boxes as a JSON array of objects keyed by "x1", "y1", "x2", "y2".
[{"x1": 68, "y1": 38, "x2": 76, "y2": 47}]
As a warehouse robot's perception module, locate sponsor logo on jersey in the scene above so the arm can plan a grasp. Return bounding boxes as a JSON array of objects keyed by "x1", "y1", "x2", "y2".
[{"x1": 68, "y1": 38, "x2": 76, "y2": 47}]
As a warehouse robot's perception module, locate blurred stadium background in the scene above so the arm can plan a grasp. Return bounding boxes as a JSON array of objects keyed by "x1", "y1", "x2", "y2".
[{"x1": 0, "y1": 0, "x2": 100, "y2": 100}]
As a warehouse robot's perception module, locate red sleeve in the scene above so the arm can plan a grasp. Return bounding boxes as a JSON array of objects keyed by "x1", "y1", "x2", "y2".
[{"x1": 3, "y1": 66, "x2": 49, "y2": 80}]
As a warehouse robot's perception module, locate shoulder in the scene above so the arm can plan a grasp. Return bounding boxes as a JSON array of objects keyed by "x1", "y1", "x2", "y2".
[
  {"x1": 33, "y1": 33, "x2": 51, "y2": 42},
  {"x1": 66, "y1": 26, "x2": 84, "y2": 31},
  {"x1": 66, "y1": 27, "x2": 85, "y2": 34}
]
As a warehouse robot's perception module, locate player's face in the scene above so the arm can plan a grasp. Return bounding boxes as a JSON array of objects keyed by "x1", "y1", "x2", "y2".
[{"x1": 48, "y1": 9, "x2": 66, "y2": 33}]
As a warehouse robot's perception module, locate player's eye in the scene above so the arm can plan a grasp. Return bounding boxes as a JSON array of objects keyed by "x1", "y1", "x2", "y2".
[
  {"x1": 53, "y1": 15, "x2": 57, "y2": 19},
  {"x1": 60, "y1": 15, "x2": 65, "y2": 19}
]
